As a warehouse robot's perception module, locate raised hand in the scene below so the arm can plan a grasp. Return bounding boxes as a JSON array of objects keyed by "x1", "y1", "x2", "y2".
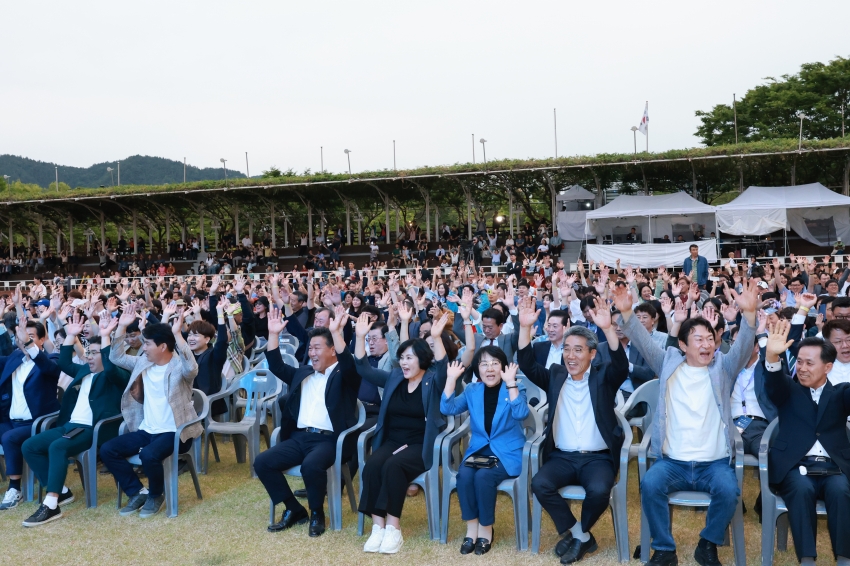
[
  {"x1": 500, "y1": 362, "x2": 519, "y2": 384},
  {"x1": 233, "y1": 275, "x2": 246, "y2": 294},
  {"x1": 610, "y1": 284, "x2": 633, "y2": 314},
  {"x1": 703, "y1": 307, "x2": 719, "y2": 331},
  {"x1": 660, "y1": 294, "x2": 673, "y2": 315},
  {"x1": 100, "y1": 311, "x2": 119, "y2": 335},
  {"x1": 673, "y1": 299, "x2": 689, "y2": 323},
  {"x1": 720, "y1": 302, "x2": 739, "y2": 322},
  {"x1": 517, "y1": 296, "x2": 540, "y2": 328},
  {"x1": 458, "y1": 301, "x2": 472, "y2": 322},
  {"x1": 730, "y1": 279, "x2": 759, "y2": 314},
  {"x1": 328, "y1": 304, "x2": 347, "y2": 334},
  {"x1": 756, "y1": 309, "x2": 768, "y2": 334},
  {"x1": 162, "y1": 300, "x2": 178, "y2": 322},
  {"x1": 430, "y1": 312, "x2": 450, "y2": 337},
  {"x1": 118, "y1": 302, "x2": 138, "y2": 328},
  {"x1": 267, "y1": 308, "x2": 288, "y2": 335},
  {"x1": 765, "y1": 319, "x2": 794, "y2": 360},
  {"x1": 65, "y1": 312, "x2": 86, "y2": 337},
  {"x1": 355, "y1": 312, "x2": 372, "y2": 337},
  {"x1": 447, "y1": 360, "x2": 466, "y2": 382},
  {"x1": 171, "y1": 308, "x2": 185, "y2": 335},
  {"x1": 799, "y1": 292, "x2": 817, "y2": 309},
  {"x1": 209, "y1": 275, "x2": 222, "y2": 295},
  {"x1": 590, "y1": 296, "x2": 612, "y2": 329}
]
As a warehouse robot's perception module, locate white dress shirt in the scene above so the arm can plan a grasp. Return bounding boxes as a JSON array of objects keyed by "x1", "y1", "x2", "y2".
[
  {"x1": 140, "y1": 364, "x2": 177, "y2": 434},
  {"x1": 765, "y1": 359, "x2": 831, "y2": 456},
  {"x1": 297, "y1": 362, "x2": 338, "y2": 431},
  {"x1": 9, "y1": 346, "x2": 40, "y2": 420},
  {"x1": 731, "y1": 356, "x2": 765, "y2": 419},
  {"x1": 553, "y1": 368, "x2": 607, "y2": 452},
  {"x1": 828, "y1": 359, "x2": 850, "y2": 385},
  {"x1": 663, "y1": 363, "x2": 728, "y2": 461},
  {"x1": 545, "y1": 343, "x2": 564, "y2": 369},
  {"x1": 69, "y1": 373, "x2": 95, "y2": 426}
]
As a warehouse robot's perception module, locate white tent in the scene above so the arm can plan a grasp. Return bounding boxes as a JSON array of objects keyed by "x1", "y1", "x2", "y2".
[
  {"x1": 716, "y1": 183, "x2": 850, "y2": 247},
  {"x1": 584, "y1": 192, "x2": 718, "y2": 268},
  {"x1": 555, "y1": 185, "x2": 596, "y2": 241},
  {"x1": 585, "y1": 191, "x2": 717, "y2": 243}
]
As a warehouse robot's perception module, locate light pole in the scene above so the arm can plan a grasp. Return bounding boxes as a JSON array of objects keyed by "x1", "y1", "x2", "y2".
[
  {"x1": 344, "y1": 149, "x2": 352, "y2": 175},
  {"x1": 797, "y1": 112, "x2": 808, "y2": 150},
  {"x1": 183, "y1": 157, "x2": 187, "y2": 183},
  {"x1": 55, "y1": 166, "x2": 59, "y2": 191},
  {"x1": 220, "y1": 158, "x2": 228, "y2": 186},
  {"x1": 321, "y1": 146, "x2": 324, "y2": 173},
  {"x1": 117, "y1": 161, "x2": 120, "y2": 186},
  {"x1": 106, "y1": 167, "x2": 114, "y2": 186},
  {"x1": 630, "y1": 126, "x2": 638, "y2": 155},
  {"x1": 393, "y1": 140, "x2": 396, "y2": 171},
  {"x1": 479, "y1": 138, "x2": 487, "y2": 166},
  {"x1": 2, "y1": 175, "x2": 9, "y2": 199}
]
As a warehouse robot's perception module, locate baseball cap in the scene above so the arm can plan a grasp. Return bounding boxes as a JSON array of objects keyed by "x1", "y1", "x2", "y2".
[{"x1": 35, "y1": 299, "x2": 51, "y2": 308}]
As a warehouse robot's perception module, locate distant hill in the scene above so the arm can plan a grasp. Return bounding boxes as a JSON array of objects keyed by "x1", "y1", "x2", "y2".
[{"x1": 0, "y1": 154, "x2": 248, "y2": 188}]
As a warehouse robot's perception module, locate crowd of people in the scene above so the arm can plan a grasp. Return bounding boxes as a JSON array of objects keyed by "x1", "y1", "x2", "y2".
[{"x1": 1, "y1": 244, "x2": 850, "y2": 566}]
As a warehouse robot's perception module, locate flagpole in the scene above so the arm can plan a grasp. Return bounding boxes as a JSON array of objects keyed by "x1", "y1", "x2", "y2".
[{"x1": 646, "y1": 101, "x2": 649, "y2": 153}]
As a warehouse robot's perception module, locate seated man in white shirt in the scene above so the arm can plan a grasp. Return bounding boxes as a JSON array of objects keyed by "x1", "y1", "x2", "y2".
[
  {"x1": 530, "y1": 310, "x2": 570, "y2": 369},
  {"x1": 613, "y1": 280, "x2": 759, "y2": 566},
  {"x1": 100, "y1": 305, "x2": 200, "y2": 519}
]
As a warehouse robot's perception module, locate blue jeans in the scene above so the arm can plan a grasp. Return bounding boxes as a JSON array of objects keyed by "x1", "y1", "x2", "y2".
[
  {"x1": 456, "y1": 446, "x2": 511, "y2": 526},
  {"x1": 641, "y1": 457, "x2": 739, "y2": 551}
]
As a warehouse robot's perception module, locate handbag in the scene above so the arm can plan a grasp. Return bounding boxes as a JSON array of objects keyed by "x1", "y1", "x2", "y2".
[{"x1": 464, "y1": 455, "x2": 499, "y2": 469}]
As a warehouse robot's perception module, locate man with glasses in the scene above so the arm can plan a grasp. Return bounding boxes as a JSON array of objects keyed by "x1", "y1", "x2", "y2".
[
  {"x1": 19, "y1": 313, "x2": 129, "y2": 525},
  {"x1": 517, "y1": 296, "x2": 627, "y2": 564},
  {"x1": 823, "y1": 318, "x2": 850, "y2": 384}
]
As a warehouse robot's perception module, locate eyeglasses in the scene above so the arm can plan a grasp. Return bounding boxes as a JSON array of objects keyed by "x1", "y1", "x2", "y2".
[
  {"x1": 85, "y1": 350, "x2": 102, "y2": 357},
  {"x1": 365, "y1": 335, "x2": 386, "y2": 342},
  {"x1": 478, "y1": 361, "x2": 502, "y2": 368},
  {"x1": 830, "y1": 338, "x2": 850, "y2": 346}
]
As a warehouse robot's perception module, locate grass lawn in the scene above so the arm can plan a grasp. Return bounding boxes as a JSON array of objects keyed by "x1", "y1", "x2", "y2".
[{"x1": 0, "y1": 437, "x2": 834, "y2": 566}]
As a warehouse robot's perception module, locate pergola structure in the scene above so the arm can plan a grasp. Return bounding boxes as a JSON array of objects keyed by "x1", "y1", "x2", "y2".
[{"x1": 2, "y1": 139, "x2": 849, "y2": 256}]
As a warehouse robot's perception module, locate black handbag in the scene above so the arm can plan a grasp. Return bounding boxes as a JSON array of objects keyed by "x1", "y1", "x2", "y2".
[{"x1": 464, "y1": 455, "x2": 499, "y2": 469}]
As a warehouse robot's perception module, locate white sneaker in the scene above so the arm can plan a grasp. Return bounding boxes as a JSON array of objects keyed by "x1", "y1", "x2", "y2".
[
  {"x1": 379, "y1": 525, "x2": 404, "y2": 554},
  {"x1": 0, "y1": 488, "x2": 22, "y2": 511},
  {"x1": 363, "y1": 524, "x2": 385, "y2": 552}
]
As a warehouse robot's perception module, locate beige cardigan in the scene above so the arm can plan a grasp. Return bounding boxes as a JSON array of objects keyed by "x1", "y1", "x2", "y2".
[{"x1": 109, "y1": 334, "x2": 202, "y2": 442}]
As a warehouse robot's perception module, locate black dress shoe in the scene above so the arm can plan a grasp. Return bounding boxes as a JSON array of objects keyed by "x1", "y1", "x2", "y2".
[
  {"x1": 560, "y1": 533, "x2": 598, "y2": 564},
  {"x1": 268, "y1": 507, "x2": 308, "y2": 532},
  {"x1": 754, "y1": 492, "x2": 763, "y2": 524},
  {"x1": 647, "y1": 550, "x2": 679, "y2": 566},
  {"x1": 460, "y1": 537, "x2": 476, "y2": 555},
  {"x1": 309, "y1": 511, "x2": 326, "y2": 537},
  {"x1": 555, "y1": 531, "x2": 574, "y2": 557},
  {"x1": 473, "y1": 536, "x2": 492, "y2": 555},
  {"x1": 694, "y1": 538, "x2": 720, "y2": 566}
]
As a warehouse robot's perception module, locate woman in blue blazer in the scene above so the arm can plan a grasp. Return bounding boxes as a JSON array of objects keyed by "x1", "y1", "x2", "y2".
[{"x1": 441, "y1": 345, "x2": 529, "y2": 556}]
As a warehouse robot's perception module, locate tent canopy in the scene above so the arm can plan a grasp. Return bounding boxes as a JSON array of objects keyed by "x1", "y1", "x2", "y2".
[
  {"x1": 556, "y1": 185, "x2": 595, "y2": 202},
  {"x1": 716, "y1": 183, "x2": 850, "y2": 246},
  {"x1": 585, "y1": 191, "x2": 716, "y2": 243}
]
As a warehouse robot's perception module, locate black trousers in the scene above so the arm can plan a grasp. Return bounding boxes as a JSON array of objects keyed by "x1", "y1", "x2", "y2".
[
  {"x1": 358, "y1": 440, "x2": 426, "y2": 519},
  {"x1": 740, "y1": 418, "x2": 768, "y2": 457},
  {"x1": 531, "y1": 450, "x2": 615, "y2": 534},
  {"x1": 253, "y1": 430, "x2": 335, "y2": 512},
  {"x1": 775, "y1": 462, "x2": 850, "y2": 561},
  {"x1": 344, "y1": 414, "x2": 378, "y2": 479}
]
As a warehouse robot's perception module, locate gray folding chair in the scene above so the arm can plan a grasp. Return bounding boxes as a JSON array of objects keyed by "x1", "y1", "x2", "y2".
[
  {"x1": 356, "y1": 415, "x2": 456, "y2": 540},
  {"x1": 278, "y1": 343, "x2": 296, "y2": 357},
  {"x1": 619, "y1": 379, "x2": 658, "y2": 461},
  {"x1": 758, "y1": 418, "x2": 843, "y2": 566},
  {"x1": 268, "y1": 401, "x2": 366, "y2": 531},
  {"x1": 15, "y1": 409, "x2": 61, "y2": 501},
  {"x1": 440, "y1": 404, "x2": 543, "y2": 550},
  {"x1": 280, "y1": 333, "x2": 299, "y2": 351},
  {"x1": 517, "y1": 374, "x2": 547, "y2": 410},
  {"x1": 203, "y1": 369, "x2": 281, "y2": 476},
  {"x1": 638, "y1": 424, "x2": 746, "y2": 565},
  {"x1": 115, "y1": 389, "x2": 208, "y2": 518},
  {"x1": 249, "y1": 344, "x2": 267, "y2": 367},
  {"x1": 530, "y1": 410, "x2": 633, "y2": 562},
  {"x1": 281, "y1": 352, "x2": 300, "y2": 368}
]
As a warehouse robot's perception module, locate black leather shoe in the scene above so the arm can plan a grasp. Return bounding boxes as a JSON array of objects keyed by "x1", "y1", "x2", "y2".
[
  {"x1": 560, "y1": 533, "x2": 598, "y2": 564},
  {"x1": 647, "y1": 550, "x2": 679, "y2": 566},
  {"x1": 473, "y1": 536, "x2": 492, "y2": 555},
  {"x1": 309, "y1": 511, "x2": 326, "y2": 537},
  {"x1": 294, "y1": 488, "x2": 307, "y2": 498},
  {"x1": 694, "y1": 538, "x2": 720, "y2": 566},
  {"x1": 555, "y1": 531, "x2": 574, "y2": 557},
  {"x1": 754, "y1": 492, "x2": 763, "y2": 524},
  {"x1": 267, "y1": 507, "x2": 308, "y2": 532},
  {"x1": 459, "y1": 537, "x2": 476, "y2": 554}
]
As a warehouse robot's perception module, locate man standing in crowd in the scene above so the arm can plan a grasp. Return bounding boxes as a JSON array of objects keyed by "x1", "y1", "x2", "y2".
[
  {"x1": 763, "y1": 321, "x2": 850, "y2": 566},
  {"x1": 613, "y1": 279, "x2": 758, "y2": 566},
  {"x1": 682, "y1": 244, "x2": 709, "y2": 288}
]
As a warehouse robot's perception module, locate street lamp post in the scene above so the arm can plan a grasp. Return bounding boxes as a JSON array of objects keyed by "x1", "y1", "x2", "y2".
[
  {"x1": 630, "y1": 126, "x2": 638, "y2": 155},
  {"x1": 55, "y1": 166, "x2": 59, "y2": 191},
  {"x1": 220, "y1": 158, "x2": 228, "y2": 186},
  {"x1": 117, "y1": 161, "x2": 120, "y2": 186},
  {"x1": 107, "y1": 167, "x2": 114, "y2": 186},
  {"x1": 344, "y1": 149, "x2": 352, "y2": 175},
  {"x1": 479, "y1": 138, "x2": 487, "y2": 166},
  {"x1": 797, "y1": 112, "x2": 808, "y2": 150}
]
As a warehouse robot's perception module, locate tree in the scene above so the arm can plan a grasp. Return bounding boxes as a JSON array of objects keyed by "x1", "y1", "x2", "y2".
[
  {"x1": 262, "y1": 166, "x2": 282, "y2": 178},
  {"x1": 695, "y1": 56, "x2": 850, "y2": 146}
]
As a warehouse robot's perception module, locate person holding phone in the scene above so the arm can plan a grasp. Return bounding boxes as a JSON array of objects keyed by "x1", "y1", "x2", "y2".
[
  {"x1": 440, "y1": 348, "x2": 528, "y2": 555},
  {"x1": 20, "y1": 312, "x2": 130, "y2": 526}
]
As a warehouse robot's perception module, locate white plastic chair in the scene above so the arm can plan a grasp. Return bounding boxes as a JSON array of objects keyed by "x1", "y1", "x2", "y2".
[
  {"x1": 268, "y1": 401, "x2": 366, "y2": 531},
  {"x1": 619, "y1": 379, "x2": 658, "y2": 461},
  {"x1": 281, "y1": 352, "x2": 300, "y2": 368},
  {"x1": 530, "y1": 410, "x2": 633, "y2": 562},
  {"x1": 115, "y1": 389, "x2": 208, "y2": 518},
  {"x1": 356, "y1": 415, "x2": 456, "y2": 540},
  {"x1": 440, "y1": 404, "x2": 543, "y2": 550},
  {"x1": 280, "y1": 333, "x2": 299, "y2": 351}
]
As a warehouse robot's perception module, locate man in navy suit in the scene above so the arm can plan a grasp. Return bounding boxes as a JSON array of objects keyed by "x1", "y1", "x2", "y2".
[
  {"x1": 0, "y1": 316, "x2": 61, "y2": 511},
  {"x1": 764, "y1": 323, "x2": 850, "y2": 564},
  {"x1": 531, "y1": 310, "x2": 571, "y2": 369},
  {"x1": 254, "y1": 305, "x2": 361, "y2": 537}
]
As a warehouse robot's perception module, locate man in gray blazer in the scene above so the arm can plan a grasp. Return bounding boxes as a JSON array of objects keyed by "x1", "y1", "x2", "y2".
[
  {"x1": 454, "y1": 307, "x2": 520, "y2": 361},
  {"x1": 612, "y1": 280, "x2": 759, "y2": 566}
]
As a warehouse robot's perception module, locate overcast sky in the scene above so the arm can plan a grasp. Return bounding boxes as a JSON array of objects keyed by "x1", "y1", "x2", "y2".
[{"x1": 3, "y1": 1, "x2": 848, "y2": 177}]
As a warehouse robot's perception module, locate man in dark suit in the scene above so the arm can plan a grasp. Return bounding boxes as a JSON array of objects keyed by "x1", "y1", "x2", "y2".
[
  {"x1": 255, "y1": 305, "x2": 361, "y2": 537},
  {"x1": 531, "y1": 310, "x2": 571, "y2": 369},
  {"x1": 0, "y1": 315, "x2": 61, "y2": 511},
  {"x1": 764, "y1": 323, "x2": 850, "y2": 564},
  {"x1": 517, "y1": 296, "x2": 628, "y2": 564},
  {"x1": 20, "y1": 313, "x2": 129, "y2": 526}
]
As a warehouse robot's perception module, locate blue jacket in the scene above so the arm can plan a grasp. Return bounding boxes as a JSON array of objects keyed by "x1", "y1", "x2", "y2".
[
  {"x1": 0, "y1": 348, "x2": 61, "y2": 423},
  {"x1": 441, "y1": 381, "x2": 529, "y2": 476},
  {"x1": 682, "y1": 255, "x2": 709, "y2": 286}
]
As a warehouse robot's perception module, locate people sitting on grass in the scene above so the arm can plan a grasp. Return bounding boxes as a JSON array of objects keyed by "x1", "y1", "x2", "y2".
[{"x1": 20, "y1": 313, "x2": 129, "y2": 526}]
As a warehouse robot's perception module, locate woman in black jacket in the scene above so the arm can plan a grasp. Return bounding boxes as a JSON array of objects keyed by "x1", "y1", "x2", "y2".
[{"x1": 354, "y1": 312, "x2": 450, "y2": 554}]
